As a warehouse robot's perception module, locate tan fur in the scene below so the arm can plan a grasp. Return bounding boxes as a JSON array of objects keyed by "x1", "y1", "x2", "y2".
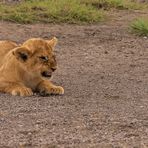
[{"x1": 0, "y1": 38, "x2": 64, "y2": 96}]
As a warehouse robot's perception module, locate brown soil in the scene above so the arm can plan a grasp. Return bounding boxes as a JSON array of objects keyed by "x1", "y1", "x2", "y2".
[{"x1": 0, "y1": 10, "x2": 148, "y2": 148}]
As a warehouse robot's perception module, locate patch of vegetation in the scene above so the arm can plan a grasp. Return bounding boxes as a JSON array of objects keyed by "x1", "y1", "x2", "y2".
[
  {"x1": 81, "y1": 0, "x2": 148, "y2": 10},
  {"x1": 130, "y1": 18, "x2": 148, "y2": 36},
  {"x1": 0, "y1": 0, "x2": 147, "y2": 24},
  {"x1": 0, "y1": 0, "x2": 105, "y2": 24}
]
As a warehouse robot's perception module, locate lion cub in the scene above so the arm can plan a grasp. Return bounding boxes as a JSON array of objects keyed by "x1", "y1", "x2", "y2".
[{"x1": 0, "y1": 37, "x2": 64, "y2": 96}]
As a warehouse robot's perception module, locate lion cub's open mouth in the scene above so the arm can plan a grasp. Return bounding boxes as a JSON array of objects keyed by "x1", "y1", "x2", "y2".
[{"x1": 41, "y1": 71, "x2": 52, "y2": 78}]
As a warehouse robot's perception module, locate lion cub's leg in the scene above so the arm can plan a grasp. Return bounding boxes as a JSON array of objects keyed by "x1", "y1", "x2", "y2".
[
  {"x1": 36, "y1": 81, "x2": 64, "y2": 95},
  {"x1": 4, "y1": 83, "x2": 33, "y2": 96}
]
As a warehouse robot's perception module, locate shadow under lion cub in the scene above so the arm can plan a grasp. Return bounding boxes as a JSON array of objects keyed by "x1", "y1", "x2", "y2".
[{"x1": 0, "y1": 37, "x2": 64, "y2": 96}]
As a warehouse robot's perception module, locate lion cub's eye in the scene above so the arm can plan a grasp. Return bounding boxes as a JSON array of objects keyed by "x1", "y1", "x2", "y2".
[{"x1": 39, "y1": 56, "x2": 48, "y2": 61}]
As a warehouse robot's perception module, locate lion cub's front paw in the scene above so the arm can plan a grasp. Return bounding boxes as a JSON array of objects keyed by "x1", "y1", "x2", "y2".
[
  {"x1": 41, "y1": 86, "x2": 64, "y2": 95},
  {"x1": 11, "y1": 87, "x2": 33, "y2": 96},
  {"x1": 49, "y1": 86, "x2": 64, "y2": 95}
]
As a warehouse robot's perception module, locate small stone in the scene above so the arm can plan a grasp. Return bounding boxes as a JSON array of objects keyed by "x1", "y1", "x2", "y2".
[
  {"x1": 100, "y1": 76, "x2": 104, "y2": 79},
  {"x1": 104, "y1": 51, "x2": 108, "y2": 54},
  {"x1": 143, "y1": 36, "x2": 147, "y2": 39}
]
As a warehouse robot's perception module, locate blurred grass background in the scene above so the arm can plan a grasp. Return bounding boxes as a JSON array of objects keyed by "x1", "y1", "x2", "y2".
[
  {"x1": 0, "y1": 0, "x2": 147, "y2": 24},
  {"x1": 0, "y1": 0, "x2": 148, "y2": 36},
  {"x1": 0, "y1": 0, "x2": 105, "y2": 24}
]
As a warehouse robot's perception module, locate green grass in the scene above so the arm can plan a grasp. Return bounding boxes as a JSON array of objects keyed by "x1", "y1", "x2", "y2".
[
  {"x1": 81, "y1": 0, "x2": 148, "y2": 10},
  {"x1": 130, "y1": 18, "x2": 148, "y2": 36},
  {"x1": 0, "y1": 0, "x2": 105, "y2": 24},
  {"x1": 0, "y1": 0, "x2": 147, "y2": 24}
]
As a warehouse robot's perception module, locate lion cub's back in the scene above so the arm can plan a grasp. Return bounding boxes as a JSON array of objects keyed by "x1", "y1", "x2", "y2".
[{"x1": 0, "y1": 40, "x2": 18, "y2": 62}]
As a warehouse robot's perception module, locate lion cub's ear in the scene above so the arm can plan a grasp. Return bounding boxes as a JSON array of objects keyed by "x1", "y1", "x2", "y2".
[
  {"x1": 13, "y1": 46, "x2": 31, "y2": 62},
  {"x1": 47, "y1": 37, "x2": 58, "y2": 49}
]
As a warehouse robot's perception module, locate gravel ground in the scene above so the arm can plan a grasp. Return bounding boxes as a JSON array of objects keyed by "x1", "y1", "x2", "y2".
[{"x1": 0, "y1": 10, "x2": 148, "y2": 148}]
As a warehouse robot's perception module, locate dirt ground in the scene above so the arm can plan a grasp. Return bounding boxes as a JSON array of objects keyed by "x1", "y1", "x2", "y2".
[{"x1": 0, "y1": 10, "x2": 148, "y2": 148}]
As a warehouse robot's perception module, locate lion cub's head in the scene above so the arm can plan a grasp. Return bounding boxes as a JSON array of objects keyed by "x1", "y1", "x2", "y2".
[{"x1": 13, "y1": 37, "x2": 58, "y2": 79}]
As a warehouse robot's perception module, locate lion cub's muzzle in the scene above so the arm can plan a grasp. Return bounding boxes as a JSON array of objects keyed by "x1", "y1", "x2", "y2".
[
  {"x1": 41, "y1": 71, "x2": 52, "y2": 78},
  {"x1": 41, "y1": 67, "x2": 57, "y2": 78}
]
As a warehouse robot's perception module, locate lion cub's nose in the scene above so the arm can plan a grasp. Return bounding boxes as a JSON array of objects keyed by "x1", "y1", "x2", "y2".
[{"x1": 51, "y1": 67, "x2": 57, "y2": 72}]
